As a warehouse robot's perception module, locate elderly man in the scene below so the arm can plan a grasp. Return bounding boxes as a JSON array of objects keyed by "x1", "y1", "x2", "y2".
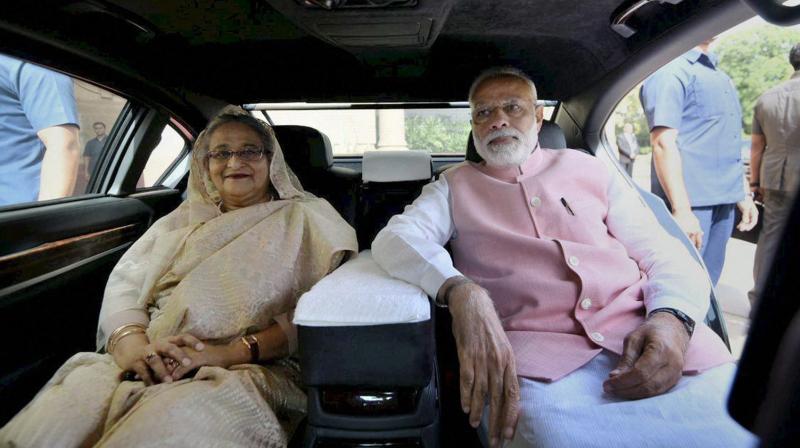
[{"x1": 372, "y1": 67, "x2": 755, "y2": 447}]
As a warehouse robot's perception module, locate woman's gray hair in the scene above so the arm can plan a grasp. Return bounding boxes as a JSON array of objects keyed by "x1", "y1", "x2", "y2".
[
  {"x1": 195, "y1": 106, "x2": 276, "y2": 157},
  {"x1": 468, "y1": 67, "x2": 538, "y2": 104}
]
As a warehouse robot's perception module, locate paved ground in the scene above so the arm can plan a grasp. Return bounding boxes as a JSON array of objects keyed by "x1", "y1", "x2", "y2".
[{"x1": 630, "y1": 154, "x2": 754, "y2": 359}]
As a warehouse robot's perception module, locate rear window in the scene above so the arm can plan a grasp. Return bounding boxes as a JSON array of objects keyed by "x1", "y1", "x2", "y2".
[{"x1": 253, "y1": 103, "x2": 556, "y2": 156}]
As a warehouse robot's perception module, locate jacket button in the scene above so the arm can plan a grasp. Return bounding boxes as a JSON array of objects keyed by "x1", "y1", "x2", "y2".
[
  {"x1": 580, "y1": 298, "x2": 593, "y2": 310},
  {"x1": 590, "y1": 332, "x2": 604, "y2": 342},
  {"x1": 530, "y1": 196, "x2": 542, "y2": 207},
  {"x1": 569, "y1": 256, "x2": 580, "y2": 267}
]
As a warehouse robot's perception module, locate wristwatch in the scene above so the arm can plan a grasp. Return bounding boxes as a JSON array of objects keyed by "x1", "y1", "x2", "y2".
[{"x1": 649, "y1": 307, "x2": 695, "y2": 337}]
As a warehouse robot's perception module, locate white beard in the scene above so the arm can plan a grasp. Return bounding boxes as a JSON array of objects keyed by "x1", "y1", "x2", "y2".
[{"x1": 474, "y1": 124, "x2": 539, "y2": 168}]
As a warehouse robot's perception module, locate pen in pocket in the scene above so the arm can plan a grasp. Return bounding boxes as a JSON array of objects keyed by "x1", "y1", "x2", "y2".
[{"x1": 560, "y1": 197, "x2": 575, "y2": 216}]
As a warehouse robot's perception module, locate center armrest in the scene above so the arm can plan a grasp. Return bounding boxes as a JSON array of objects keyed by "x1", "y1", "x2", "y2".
[
  {"x1": 294, "y1": 250, "x2": 430, "y2": 327},
  {"x1": 294, "y1": 250, "x2": 434, "y2": 387}
]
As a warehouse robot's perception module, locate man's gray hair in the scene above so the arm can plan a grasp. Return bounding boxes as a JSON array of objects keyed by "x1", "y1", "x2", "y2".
[
  {"x1": 468, "y1": 67, "x2": 538, "y2": 104},
  {"x1": 790, "y1": 43, "x2": 800, "y2": 71}
]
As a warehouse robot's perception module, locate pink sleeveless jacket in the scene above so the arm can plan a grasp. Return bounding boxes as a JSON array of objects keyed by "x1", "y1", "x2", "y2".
[{"x1": 444, "y1": 148, "x2": 733, "y2": 381}]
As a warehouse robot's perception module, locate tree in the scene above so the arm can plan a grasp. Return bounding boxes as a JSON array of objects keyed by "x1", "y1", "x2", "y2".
[
  {"x1": 716, "y1": 26, "x2": 800, "y2": 133},
  {"x1": 405, "y1": 115, "x2": 470, "y2": 153}
]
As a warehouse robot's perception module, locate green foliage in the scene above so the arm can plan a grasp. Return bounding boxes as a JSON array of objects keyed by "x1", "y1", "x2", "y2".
[
  {"x1": 405, "y1": 115, "x2": 470, "y2": 153},
  {"x1": 716, "y1": 26, "x2": 800, "y2": 133},
  {"x1": 612, "y1": 24, "x2": 800, "y2": 140}
]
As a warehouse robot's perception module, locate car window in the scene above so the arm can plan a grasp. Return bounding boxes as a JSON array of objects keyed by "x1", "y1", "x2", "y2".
[
  {"x1": 0, "y1": 51, "x2": 127, "y2": 209},
  {"x1": 601, "y1": 19, "x2": 800, "y2": 361},
  {"x1": 261, "y1": 103, "x2": 556, "y2": 155},
  {"x1": 136, "y1": 124, "x2": 188, "y2": 189}
]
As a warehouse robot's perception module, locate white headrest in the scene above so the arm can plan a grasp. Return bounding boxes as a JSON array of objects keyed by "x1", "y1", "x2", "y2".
[{"x1": 361, "y1": 150, "x2": 432, "y2": 183}]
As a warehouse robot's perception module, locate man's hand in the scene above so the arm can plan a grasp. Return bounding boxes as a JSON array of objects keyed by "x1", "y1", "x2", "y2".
[
  {"x1": 672, "y1": 208, "x2": 703, "y2": 250},
  {"x1": 603, "y1": 313, "x2": 690, "y2": 399},
  {"x1": 443, "y1": 278, "x2": 519, "y2": 447},
  {"x1": 737, "y1": 196, "x2": 759, "y2": 232}
]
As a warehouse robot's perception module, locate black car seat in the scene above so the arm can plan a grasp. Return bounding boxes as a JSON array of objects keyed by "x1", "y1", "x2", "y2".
[
  {"x1": 357, "y1": 150, "x2": 433, "y2": 249},
  {"x1": 273, "y1": 125, "x2": 360, "y2": 226}
]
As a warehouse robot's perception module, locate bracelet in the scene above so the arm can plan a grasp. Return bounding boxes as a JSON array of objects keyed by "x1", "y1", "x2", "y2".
[
  {"x1": 107, "y1": 323, "x2": 147, "y2": 354},
  {"x1": 240, "y1": 335, "x2": 259, "y2": 363}
]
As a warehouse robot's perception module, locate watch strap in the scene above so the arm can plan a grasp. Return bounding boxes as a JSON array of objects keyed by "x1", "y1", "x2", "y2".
[{"x1": 649, "y1": 307, "x2": 695, "y2": 337}]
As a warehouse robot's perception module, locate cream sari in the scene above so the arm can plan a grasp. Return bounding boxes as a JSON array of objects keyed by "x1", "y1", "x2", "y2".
[{"x1": 0, "y1": 115, "x2": 358, "y2": 447}]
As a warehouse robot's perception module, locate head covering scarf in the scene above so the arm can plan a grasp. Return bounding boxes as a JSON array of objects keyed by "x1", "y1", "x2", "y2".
[{"x1": 187, "y1": 106, "x2": 306, "y2": 220}]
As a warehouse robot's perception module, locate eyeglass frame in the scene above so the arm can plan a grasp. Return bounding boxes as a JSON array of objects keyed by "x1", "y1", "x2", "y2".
[{"x1": 205, "y1": 146, "x2": 268, "y2": 163}]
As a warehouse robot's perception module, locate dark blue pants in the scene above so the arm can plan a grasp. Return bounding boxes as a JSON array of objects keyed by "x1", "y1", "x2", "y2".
[{"x1": 692, "y1": 204, "x2": 736, "y2": 286}]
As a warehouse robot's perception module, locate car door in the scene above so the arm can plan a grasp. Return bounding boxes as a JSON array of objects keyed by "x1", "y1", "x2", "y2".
[{"x1": 0, "y1": 63, "x2": 191, "y2": 424}]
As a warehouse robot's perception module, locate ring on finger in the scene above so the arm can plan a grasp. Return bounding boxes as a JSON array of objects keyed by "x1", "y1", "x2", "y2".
[{"x1": 145, "y1": 352, "x2": 159, "y2": 362}]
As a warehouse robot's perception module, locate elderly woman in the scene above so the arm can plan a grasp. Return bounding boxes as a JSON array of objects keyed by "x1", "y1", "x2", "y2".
[{"x1": 0, "y1": 107, "x2": 358, "y2": 447}]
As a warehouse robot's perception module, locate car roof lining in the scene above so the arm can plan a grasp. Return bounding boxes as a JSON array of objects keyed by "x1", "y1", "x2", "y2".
[
  {"x1": 558, "y1": 0, "x2": 754, "y2": 150},
  {"x1": 0, "y1": 0, "x2": 740, "y2": 107},
  {"x1": 0, "y1": 0, "x2": 754, "y2": 150}
]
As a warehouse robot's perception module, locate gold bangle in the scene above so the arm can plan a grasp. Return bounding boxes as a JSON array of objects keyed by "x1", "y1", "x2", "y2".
[
  {"x1": 107, "y1": 323, "x2": 147, "y2": 354},
  {"x1": 240, "y1": 335, "x2": 259, "y2": 363}
]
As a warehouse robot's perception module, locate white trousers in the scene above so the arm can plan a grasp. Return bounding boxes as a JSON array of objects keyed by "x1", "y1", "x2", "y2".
[{"x1": 481, "y1": 351, "x2": 757, "y2": 448}]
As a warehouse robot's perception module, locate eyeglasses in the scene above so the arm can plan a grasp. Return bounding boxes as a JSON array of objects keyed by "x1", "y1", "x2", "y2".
[
  {"x1": 472, "y1": 99, "x2": 533, "y2": 124},
  {"x1": 207, "y1": 147, "x2": 266, "y2": 162}
]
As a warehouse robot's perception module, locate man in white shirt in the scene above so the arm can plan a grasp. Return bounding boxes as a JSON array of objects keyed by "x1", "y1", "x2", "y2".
[{"x1": 372, "y1": 67, "x2": 753, "y2": 447}]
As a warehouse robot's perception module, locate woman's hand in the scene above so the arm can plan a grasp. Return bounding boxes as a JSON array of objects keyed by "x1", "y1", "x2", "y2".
[
  {"x1": 112, "y1": 333, "x2": 205, "y2": 385},
  {"x1": 169, "y1": 338, "x2": 250, "y2": 381}
]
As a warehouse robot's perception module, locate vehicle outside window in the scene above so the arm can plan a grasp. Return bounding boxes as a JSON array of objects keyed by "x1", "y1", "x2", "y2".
[
  {"x1": 0, "y1": 52, "x2": 127, "y2": 209},
  {"x1": 256, "y1": 102, "x2": 556, "y2": 156}
]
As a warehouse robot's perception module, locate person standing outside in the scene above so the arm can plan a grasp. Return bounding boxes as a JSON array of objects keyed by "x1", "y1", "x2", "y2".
[
  {"x1": 616, "y1": 122, "x2": 639, "y2": 176},
  {"x1": 0, "y1": 53, "x2": 80, "y2": 206},
  {"x1": 747, "y1": 43, "x2": 800, "y2": 306},
  {"x1": 640, "y1": 39, "x2": 758, "y2": 286},
  {"x1": 84, "y1": 121, "x2": 107, "y2": 179}
]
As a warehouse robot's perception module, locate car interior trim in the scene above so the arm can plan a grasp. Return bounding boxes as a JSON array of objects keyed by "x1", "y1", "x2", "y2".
[{"x1": 0, "y1": 224, "x2": 139, "y2": 289}]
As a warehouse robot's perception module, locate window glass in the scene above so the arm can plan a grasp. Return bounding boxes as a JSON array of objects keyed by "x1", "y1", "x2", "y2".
[
  {"x1": 137, "y1": 125, "x2": 187, "y2": 188},
  {"x1": 602, "y1": 19, "x2": 800, "y2": 360},
  {"x1": 0, "y1": 52, "x2": 126, "y2": 208},
  {"x1": 265, "y1": 103, "x2": 557, "y2": 155}
]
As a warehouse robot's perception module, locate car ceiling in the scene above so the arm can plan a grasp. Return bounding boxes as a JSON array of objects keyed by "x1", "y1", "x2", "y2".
[{"x1": 0, "y1": 0, "x2": 735, "y2": 108}]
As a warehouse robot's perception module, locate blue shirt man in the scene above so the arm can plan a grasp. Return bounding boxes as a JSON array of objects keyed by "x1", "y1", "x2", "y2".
[
  {"x1": 640, "y1": 44, "x2": 757, "y2": 285},
  {"x1": 0, "y1": 54, "x2": 80, "y2": 206}
]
